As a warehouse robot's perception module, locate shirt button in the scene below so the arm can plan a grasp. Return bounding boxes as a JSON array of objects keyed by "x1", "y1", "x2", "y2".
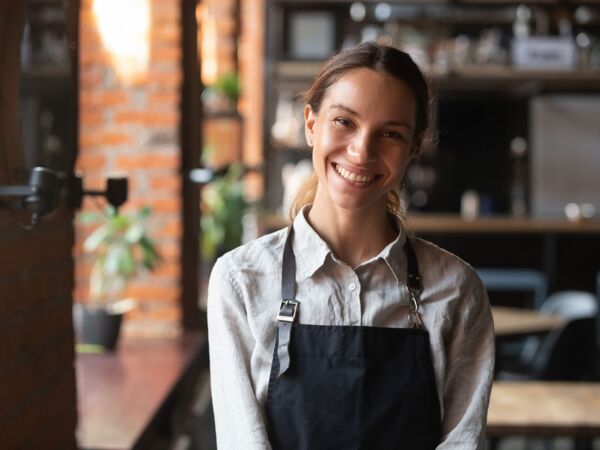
[{"x1": 348, "y1": 283, "x2": 357, "y2": 292}]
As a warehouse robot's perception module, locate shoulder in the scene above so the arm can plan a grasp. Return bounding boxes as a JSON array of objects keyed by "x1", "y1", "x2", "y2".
[
  {"x1": 409, "y1": 235, "x2": 485, "y2": 295},
  {"x1": 222, "y1": 226, "x2": 287, "y2": 270},
  {"x1": 210, "y1": 227, "x2": 288, "y2": 290}
]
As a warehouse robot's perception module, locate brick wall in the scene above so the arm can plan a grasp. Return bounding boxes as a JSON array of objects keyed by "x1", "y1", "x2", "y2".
[
  {"x1": 239, "y1": 0, "x2": 264, "y2": 200},
  {"x1": 196, "y1": 0, "x2": 265, "y2": 198},
  {"x1": 0, "y1": 1, "x2": 78, "y2": 448},
  {"x1": 76, "y1": 0, "x2": 183, "y2": 337}
]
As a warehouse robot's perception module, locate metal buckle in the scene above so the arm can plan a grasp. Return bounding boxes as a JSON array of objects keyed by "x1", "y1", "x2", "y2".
[
  {"x1": 407, "y1": 287, "x2": 424, "y2": 329},
  {"x1": 277, "y1": 299, "x2": 299, "y2": 323}
]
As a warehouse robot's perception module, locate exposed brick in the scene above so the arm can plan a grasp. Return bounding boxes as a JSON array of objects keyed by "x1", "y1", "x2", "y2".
[
  {"x1": 146, "y1": 70, "x2": 182, "y2": 88},
  {"x1": 156, "y1": 241, "x2": 180, "y2": 261},
  {"x1": 80, "y1": 110, "x2": 104, "y2": 126},
  {"x1": 151, "y1": 3, "x2": 180, "y2": 22},
  {"x1": 79, "y1": 69, "x2": 104, "y2": 89},
  {"x1": 75, "y1": 153, "x2": 107, "y2": 171},
  {"x1": 147, "y1": 197, "x2": 181, "y2": 213},
  {"x1": 124, "y1": 284, "x2": 180, "y2": 302},
  {"x1": 113, "y1": 110, "x2": 179, "y2": 127},
  {"x1": 148, "y1": 92, "x2": 180, "y2": 107},
  {"x1": 80, "y1": 90, "x2": 128, "y2": 109},
  {"x1": 80, "y1": 131, "x2": 132, "y2": 148},
  {"x1": 151, "y1": 46, "x2": 182, "y2": 63},
  {"x1": 150, "y1": 24, "x2": 180, "y2": 45},
  {"x1": 76, "y1": 0, "x2": 184, "y2": 337},
  {"x1": 79, "y1": 48, "x2": 110, "y2": 66},
  {"x1": 150, "y1": 174, "x2": 180, "y2": 190},
  {"x1": 115, "y1": 153, "x2": 179, "y2": 170},
  {"x1": 153, "y1": 261, "x2": 180, "y2": 278},
  {"x1": 153, "y1": 218, "x2": 182, "y2": 238},
  {"x1": 79, "y1": 29, "x2": 103, "y2": 46}
]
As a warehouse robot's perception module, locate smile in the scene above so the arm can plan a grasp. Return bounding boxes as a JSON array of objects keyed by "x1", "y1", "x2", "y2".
[{"x1": 333, "y1": 163, "x2": 378, "y2": 184}]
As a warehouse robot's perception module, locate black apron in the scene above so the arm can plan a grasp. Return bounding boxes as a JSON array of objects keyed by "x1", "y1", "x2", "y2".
[{"x1": 266, "y1": 228, "x2": 442, "y2": 450}]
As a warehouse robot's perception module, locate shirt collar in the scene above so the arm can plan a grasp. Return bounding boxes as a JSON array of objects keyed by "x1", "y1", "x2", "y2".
[
  {"x1": 291, "y1": 206, "x2": 331, "y2": 279},
  {"x1": 377, "y1": 219, "x2": 407, "y2": 285},
  {"x1": 291, "y1": 206, "x2": 407, "y2": 283}
]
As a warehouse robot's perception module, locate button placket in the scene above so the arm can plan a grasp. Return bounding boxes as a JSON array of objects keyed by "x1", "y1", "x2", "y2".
[{"x1": 347, "y1": 273, "x2": 361, "y2": 325}]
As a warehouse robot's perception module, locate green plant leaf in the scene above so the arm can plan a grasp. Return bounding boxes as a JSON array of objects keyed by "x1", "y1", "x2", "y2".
[
  {"x1": 83, "y1": 225, "x2": 112, "y2": 252},
  {"x1": 124, "y1": 223, "x2": 144, "y2": 243},
  {"x1": 84, "y1": 205, "x2": 160, "y2": 303},
  {"x1": 78, "y1": 211, "x2": 104, "y2": 224}
]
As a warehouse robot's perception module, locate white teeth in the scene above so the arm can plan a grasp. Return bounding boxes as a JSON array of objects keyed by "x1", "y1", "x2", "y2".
[{"x1": 334, "y1": 164, "x2": 375, "y2": 183}]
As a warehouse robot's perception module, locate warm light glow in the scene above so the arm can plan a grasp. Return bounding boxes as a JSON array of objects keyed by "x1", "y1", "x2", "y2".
[
  {"x1": 196, "y1": 2, "x2": 217, "y2": 85},
  {"x1": 93, "y1": 0, "x2": 150, "y2": 84}
]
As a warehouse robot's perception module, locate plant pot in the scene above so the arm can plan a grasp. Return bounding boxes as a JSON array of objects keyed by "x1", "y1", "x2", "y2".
[{"x1": 73, "y1": 304, "x2": 123, "y2": 351}]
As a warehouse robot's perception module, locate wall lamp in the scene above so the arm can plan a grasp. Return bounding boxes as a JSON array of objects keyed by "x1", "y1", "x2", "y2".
[
  {"x1": 0, "y1": 167, "x2": 60, "y2": 228},
  {"x1": 68, "y1": 173, "x2": 128, "y2": 212},
  {"x1": 0, "y1": 168, "x2": 129, "y2": 230}
]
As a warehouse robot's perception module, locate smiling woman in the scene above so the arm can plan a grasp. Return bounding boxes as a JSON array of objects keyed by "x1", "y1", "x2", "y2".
[{"x1": 207, "y1": 42, "x2": 495, "y2": 450}]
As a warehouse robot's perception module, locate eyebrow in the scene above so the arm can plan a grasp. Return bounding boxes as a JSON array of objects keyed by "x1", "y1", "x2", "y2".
[{"x1": 329, "y1": 103, "x2": 413, "y2": 130}]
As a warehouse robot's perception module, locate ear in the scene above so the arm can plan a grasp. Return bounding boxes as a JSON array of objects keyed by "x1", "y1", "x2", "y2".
[{"x1": 304, "y1": 104, "x2": 317, "y2": 147}]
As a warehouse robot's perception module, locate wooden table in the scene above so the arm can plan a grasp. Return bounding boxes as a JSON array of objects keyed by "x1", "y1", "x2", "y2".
[
  {"x1": 492, "y1": 306, "x2": 566, "y2": 339},
  {"x1": 76, "y1": 332, "x2": 206, "y2": 450},
  {"x1": 488, "y1": 382, "x2": 600, "y2": 437}
]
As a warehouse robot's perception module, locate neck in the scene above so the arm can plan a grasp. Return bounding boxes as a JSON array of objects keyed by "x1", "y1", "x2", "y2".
[{"x1": 307, "y1": 186, "x2": 398, "y2": 268}]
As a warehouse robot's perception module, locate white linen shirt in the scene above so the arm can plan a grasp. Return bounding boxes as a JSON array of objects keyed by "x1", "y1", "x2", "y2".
[{"x1": 207, "y1": 208, "x2": 495, "y2": 450}]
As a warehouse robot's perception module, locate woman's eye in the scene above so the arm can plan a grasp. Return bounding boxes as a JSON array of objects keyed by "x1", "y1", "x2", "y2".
[
  {"x1": 333, "y1": 118, "x2": 353, "y2": 128},
  {"x1": 382, "y1": 130, "x2": 404, "y2": 140}
]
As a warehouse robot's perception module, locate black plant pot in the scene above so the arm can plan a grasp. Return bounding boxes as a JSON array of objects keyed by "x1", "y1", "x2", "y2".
[{"x1": 74, "y1": 304, "x2": 123, "y2": 351}]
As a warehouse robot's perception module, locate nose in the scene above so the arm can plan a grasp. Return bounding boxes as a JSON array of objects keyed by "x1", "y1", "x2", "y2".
[{"x1": 346, "y1": 132, "x2": 375, "y2": 164}]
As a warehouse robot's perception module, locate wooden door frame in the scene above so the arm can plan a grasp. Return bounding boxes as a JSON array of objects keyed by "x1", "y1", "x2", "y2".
[{"x1": 180, "y1": 0, "x2": 203, "y2": 330}]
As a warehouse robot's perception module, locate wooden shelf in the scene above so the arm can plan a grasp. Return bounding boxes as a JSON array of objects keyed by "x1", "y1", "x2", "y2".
[
  {"x1": 257, "y1": 213, "x2": 600, "y2": 235},
  {"x1": 406, "y1": 214, "x2": 600, "y2": 234},
  {"x1": 275, "y1": 61, "x2": 600, "y2": 91}
]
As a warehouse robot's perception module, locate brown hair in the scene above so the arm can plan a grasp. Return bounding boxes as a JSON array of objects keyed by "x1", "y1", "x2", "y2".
[{"x1": 290, "y1": 41, "x2": 431, "y2": 220}]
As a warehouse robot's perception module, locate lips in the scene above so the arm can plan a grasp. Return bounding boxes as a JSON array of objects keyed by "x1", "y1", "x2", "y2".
[{"x1": 332, "y1": 163, "x2": 379, "y2": 184}]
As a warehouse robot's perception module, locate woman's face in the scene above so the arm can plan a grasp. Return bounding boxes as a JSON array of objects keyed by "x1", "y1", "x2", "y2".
[{"x1": 305, "y1": 68, "x2": 417, "y2": 214}]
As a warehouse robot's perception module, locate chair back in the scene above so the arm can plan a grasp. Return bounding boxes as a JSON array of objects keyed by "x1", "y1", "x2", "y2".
[
  {"x1": 540, "y1": 291, "x2": 598, "y2": 319},
  {"x1": 531, "y1": 317, "x2": 597, "y2": 381},
  {"x1": 519, "y1": 291, "x2": 599, "y2": 363}
]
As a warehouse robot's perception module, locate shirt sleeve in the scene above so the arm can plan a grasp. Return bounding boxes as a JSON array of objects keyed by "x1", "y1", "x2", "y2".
[
  {"x1": 437, "y1": 272, "x2": 495, "y2": 450},
  {"x1": 207, "y1": 255, "x2": 273, "y2": 450}
]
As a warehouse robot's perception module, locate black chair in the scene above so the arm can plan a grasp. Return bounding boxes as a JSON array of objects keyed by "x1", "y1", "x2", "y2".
[
  {"x1": 497, "y1": 291, "x2": 599, "y2": 378},
  {"x1": 492, "y1": 292, "x2": 599, "y2": 450},
  {"x1": 530, "y1": 317, "x2": 597, "y2": 381}
]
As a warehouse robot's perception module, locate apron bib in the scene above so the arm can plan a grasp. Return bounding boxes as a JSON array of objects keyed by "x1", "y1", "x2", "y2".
[{"x1": 266, "y1": 228, "x2": 441, "y2": 450}]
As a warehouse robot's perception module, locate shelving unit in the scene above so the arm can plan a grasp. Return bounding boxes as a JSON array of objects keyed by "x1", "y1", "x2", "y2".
[{"x1": 263, "y1": 0, "x2": 600, "y2": 214}]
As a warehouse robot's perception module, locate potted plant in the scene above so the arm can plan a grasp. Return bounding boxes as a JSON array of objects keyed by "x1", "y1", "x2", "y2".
[
  {"x1": 201, "y1": 72, "x2": 241, "y2": 113},
  {"x1": 74, "y1": 206, "x2": 161, "y2": 351},
  {"x1": 200, "y1": 162, "x2": 247, "y2": 262}
]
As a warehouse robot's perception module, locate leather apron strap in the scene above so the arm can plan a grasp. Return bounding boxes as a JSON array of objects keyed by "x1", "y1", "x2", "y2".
[
  {"x1": 276, "y1": 227, "x2": 299, "y2": 376},
  {"x1": 276, "y1": 226, "x2": 423, "y2": 377}
]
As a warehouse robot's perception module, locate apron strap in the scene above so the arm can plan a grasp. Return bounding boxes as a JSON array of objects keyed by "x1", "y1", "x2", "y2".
[
  {"x1": 277, "y1": 227, "x2": 299, "y2": 377},
  {"x1": 276, "y1": 226, "x2": 424, "y2": 377},
  {"x1": 404, "y1": 237, "x2": 425, "y2": 329}
]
